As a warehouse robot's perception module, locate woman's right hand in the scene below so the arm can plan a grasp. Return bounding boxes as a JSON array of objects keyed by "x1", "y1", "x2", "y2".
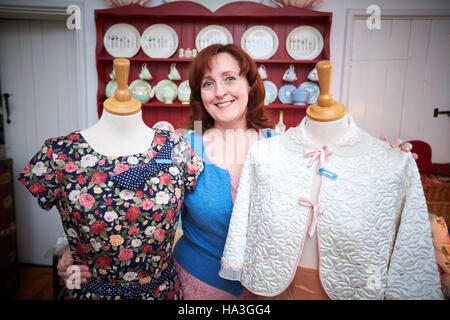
[{"x1": 57, "y1": 247, "x2": 91, "y2": 288}]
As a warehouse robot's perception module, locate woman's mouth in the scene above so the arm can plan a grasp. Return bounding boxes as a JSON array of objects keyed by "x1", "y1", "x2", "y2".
[{"x1": 215, "y1": 100, "x2": 234, "y2": 108}]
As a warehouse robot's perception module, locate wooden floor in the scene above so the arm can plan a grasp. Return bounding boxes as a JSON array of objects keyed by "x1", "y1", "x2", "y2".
[{"x1": 11, "y1": 264, "x2": 56, "y2": 300}]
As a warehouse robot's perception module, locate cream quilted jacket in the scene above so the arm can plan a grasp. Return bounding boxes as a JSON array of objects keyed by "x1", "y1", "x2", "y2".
[{"x1": 219, "y1": 116, "x2": 443, "y2": 299}]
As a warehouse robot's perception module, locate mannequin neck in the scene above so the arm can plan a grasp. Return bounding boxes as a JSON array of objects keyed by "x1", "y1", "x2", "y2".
[
  {"x1": 80, "y1": 109, "x2": 155, "y2": 157},
  {"x1": 304, "y1": 113, "x2": 350, "y2": 146},
  {"x1": 95, "y1": 109, "x2": 147, "y2": 134}
]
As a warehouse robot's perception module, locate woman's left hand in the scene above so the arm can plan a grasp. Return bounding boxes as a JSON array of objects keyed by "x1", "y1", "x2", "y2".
[{"x1": 379, "y1": 136, "x2": 418, "y2": 160}]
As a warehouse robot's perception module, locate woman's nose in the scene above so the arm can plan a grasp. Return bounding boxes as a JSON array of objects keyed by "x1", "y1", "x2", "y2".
[{"x1": 214, "y1": 82, "x2": 227, "y2": 98}]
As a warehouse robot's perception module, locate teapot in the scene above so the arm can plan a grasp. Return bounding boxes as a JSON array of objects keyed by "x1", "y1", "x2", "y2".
[{"x1": 130, "y1": 85, "x2": 156, "y2": 103}]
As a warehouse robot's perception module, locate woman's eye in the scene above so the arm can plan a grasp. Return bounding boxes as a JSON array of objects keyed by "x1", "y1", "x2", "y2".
[
  {"x1": 202, "y1": 81, "x2": 213, "y2": 88},
  {"x1": 225, "y1": 76, "x2": 235, "y2": 82}
]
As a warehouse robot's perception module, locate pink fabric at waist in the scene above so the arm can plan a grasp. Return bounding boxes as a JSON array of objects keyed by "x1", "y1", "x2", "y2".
[{"x1": 272, "y1": 266, "x2": 329, "y2": 300}]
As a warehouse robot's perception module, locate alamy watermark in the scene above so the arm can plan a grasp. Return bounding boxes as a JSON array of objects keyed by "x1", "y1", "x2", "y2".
[
  {"x1": 66, "y1": 5, "x2": 81, "y2": 30},
  {"x1": 366, "y1": 5, "x2": 381, "y2": 30},
  {"x1": 366, "y1": 264, "x2": 381, "y2": 290},
  {"x1": 65, "y1": 265, "x2": 82, "y2": 289}
]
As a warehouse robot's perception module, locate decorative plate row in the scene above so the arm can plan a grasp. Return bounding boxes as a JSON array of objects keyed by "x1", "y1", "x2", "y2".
[{"x1": 103, "y1": 23, "x2": 324, "y2": 60}]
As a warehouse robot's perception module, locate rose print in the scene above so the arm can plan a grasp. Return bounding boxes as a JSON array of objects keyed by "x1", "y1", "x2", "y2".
[
  {"x1": 131, "y1": 239, "x2": 142, "y2": 247},
  {"x1": 56, "y1": 170, "x2": 63, "y2": 183},
  {"x1": 169, "y1": 167, "x2": 180, "y2": 176},
  {"x1": 142, "y1": 244, "x2": 153, "y2": 254},
  {"x1": 67, "y1": 228, "x2": 78, "y2": 238},
  {"x1": 64, "y1": 162, "x2": 79, "y2": 173},
  {"x1": 123, "y1": 272, "x2": 137, "y2": 281},
  {"x1": 78, "y1": 193, "x2": 95, "y2": 209},
  {"x1": 76, "y1": 174, "x2": 86, "y2": 185},
  {"x1": 160, "y1": 174, "x2": 172, "y2": 185},
  {"x1": 92, "y1": 172, "x2": 107, "y2": 184},
  {"x1": 154, "y1": 136, "x2": 166, "y2": 145},
  {"x1": 127, "y1": 156, "x2": 139, "y2": 165},
  {"x1": 188, "y1": 164, "x2": 199, "y2": 174},
  {"x1": 31, "y1": 161, "x2": 47, "y2": 176},
  {"x1": 113, "y1": 164, "x2": 129, "y2": 174},
  {"x1": 67, "y1": 134, "x2": 79, "y2": 141},
  {"x1": 109, "y1": 235, "x2": 124, "y2": 247},
  {"x1": 154, "y1": 229, "x2": 165, "y2": 241},
  {"x1": 153, "y1": 212, "x2": 161, "y2": 222},
  {"x1": 118, "y1": 249, "x2": 133, "y2": 261},
  {"x1": 166, "y1": 209, "x2": 175, "y2": 221},
  {"x1": 128, "y1": 227, "x2": 140, "y2": 235},
  {"x1": 28, "y1": 182, "x2": 46, "y2": 195},
  {"x1": 145, "y1": 226, "x2": 156, "y2": 236},
  {"x1": 90, "y1": 221, "x2": 105, "y2": 234},
  {"x1": 126, "y1": 207, "x2": 140, "y2": 221},
  {"x1": 119, "y1": 189, "x2": 134, "y2": 200},
  {"x1": 69, "y1": 190, "x2": 81, "y2": 202},
  {"x1": 81, "y1": 155, "x2": 98, "y2": 168},
  {"x1": 148, "y1": 150, "x2": 157, "y2": 159},
  {"x1": 104, "y1": 211, "x2": 118, "y2": 222},
  {"x1": 90, "y1": 239, "x2": 102, "y2": 252},
  {"x1": 150, "y1": 177, "x2": 160, "y2": 184},
  {"x1": 142, "y1": 199, "x2": 154, "y2": 210},
  {"x1": 96, "y1": 256, "x2": 112, "y2": 267},
  {"x1": 155, "y1": 191, "x2": 169, "y2": 205},
  {"x1": 21, "y1": 163, "x2": 31, "y2": 174}
]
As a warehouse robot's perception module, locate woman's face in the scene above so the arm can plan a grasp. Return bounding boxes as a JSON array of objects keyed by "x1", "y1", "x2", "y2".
[{"x1": 200, "y1": 52, "x2": 250, "y2": 129}]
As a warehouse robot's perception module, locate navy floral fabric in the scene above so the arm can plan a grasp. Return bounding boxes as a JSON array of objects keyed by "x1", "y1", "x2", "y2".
[{"x1": 18, "y1": 129, "x2": 203, "y2": 300}]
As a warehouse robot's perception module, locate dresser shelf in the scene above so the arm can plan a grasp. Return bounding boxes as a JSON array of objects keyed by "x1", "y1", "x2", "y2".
[{"x1": 95, "y1": 2, "x2": 332, "y2": 129}]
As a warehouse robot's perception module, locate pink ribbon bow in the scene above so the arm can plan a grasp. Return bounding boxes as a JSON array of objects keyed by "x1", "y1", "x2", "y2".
[
  {"x1": 304, "y1": 145, "x2": 332, "y2": 169},
  {"x1": 299, "y1": 198, "x2": 324, "y2": 238}
]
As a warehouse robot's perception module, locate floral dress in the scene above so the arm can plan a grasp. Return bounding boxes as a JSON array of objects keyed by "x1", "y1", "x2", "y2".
[{"x1": 18, "y1": 129, "x2": 203, "y2": 300}]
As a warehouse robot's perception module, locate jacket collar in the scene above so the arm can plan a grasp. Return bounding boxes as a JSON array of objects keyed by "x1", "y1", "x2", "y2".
[{"x1": 280, "y1": 115, "x2": 368, "y2": 157}]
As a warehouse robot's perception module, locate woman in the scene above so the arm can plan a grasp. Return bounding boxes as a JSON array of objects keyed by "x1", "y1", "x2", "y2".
[{"x1": 58, "y1": 44, "x2": 416, "y2": 299}]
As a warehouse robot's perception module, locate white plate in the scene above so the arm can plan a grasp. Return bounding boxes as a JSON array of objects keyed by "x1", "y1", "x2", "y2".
[
  {"x1": 241, "y1": 26, "x2": 279, "y2": 60},
  {"x1": 141, "y1": 24, "x2": 178, "y2": 58},
  {"x1": 299, "y1": 81, "x2": 320, "y2": 104},
  {"x1": 104, "y1": 23, "x2": 141, "y2": 58},
  {"x1": 196, "y1": 25, "x2": 233, "y2": 51},
  {"x1": 286, "y1": 26, "x2": 324, "y2": 60},
  {"x1": 278, "y1": 84, "x2": 296, "y2": 104},
  {"x1": 153, "y1": 121, "x2": 175, "y2": 132},
  {"x1": 263, "y1": 81, "x2": 278, "y2": 105}
]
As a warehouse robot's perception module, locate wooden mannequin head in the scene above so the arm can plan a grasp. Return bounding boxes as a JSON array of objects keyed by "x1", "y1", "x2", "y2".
[
  {"x1": 306, "y1": 60, "x2": 346, "y2": 122},
  {"x1": 103, "y1": 58, "x2": 141, "y2": 115}
]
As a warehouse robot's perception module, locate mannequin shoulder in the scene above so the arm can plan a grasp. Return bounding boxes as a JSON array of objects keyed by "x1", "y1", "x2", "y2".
[
  {"x1": 362, "y1": 131, "x2": 411, "y2": 165},
  {"x1": 43, "y1": 130, "x2": 84, "y2": 147}
]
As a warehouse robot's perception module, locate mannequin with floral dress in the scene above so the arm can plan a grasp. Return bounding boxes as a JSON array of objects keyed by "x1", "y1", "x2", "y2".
[{"x1": 18, "y1": 58, "x2": 203, "y2": 300}]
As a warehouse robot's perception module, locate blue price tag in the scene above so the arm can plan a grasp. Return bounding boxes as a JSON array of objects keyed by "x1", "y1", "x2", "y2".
[
  {"x1": 156, "y1": 159, "x2": 172, "y2": 164},
  {"x1": 318, "y1": 168, "x2": 338, "y2": 179}
]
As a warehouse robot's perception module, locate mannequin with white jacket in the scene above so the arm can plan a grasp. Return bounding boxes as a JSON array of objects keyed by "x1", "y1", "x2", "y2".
[
  {"x1": 299, "y1": 115, "x2": 349, "y2": 268},
  {"x1": 219, "y1": 61, "x2": 443, "y2": 300},
  {"x1": 299, "y1": 62, "x2": 349, "y2": 269}
]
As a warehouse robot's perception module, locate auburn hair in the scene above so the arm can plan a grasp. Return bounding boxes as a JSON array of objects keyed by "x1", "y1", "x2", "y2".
[{"x1": 186, "y1": 44, "x2": 273, "y2": 133}]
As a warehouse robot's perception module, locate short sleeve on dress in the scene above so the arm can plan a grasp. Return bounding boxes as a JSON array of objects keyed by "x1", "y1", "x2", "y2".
[
  {"x1": 183, "y1": 144, "x2": 203, "y2": 192},
  {"x1": 18, "y1": 139, "x2": 60, "y2": 211},
  {"x1": 172, "y1": 135, "x2": 204, "y2": 193}
]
